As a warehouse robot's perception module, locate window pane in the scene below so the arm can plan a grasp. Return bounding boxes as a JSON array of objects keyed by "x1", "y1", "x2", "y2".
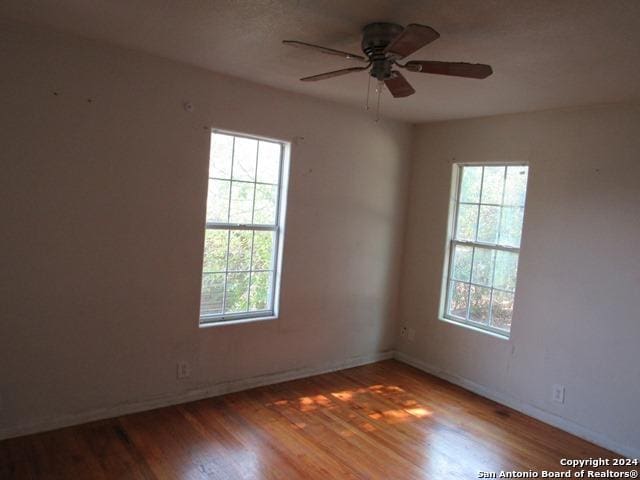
[
  {"x1": 460, "y1": 166, "x2": 482, "y2": 203},
  {"x1": 224, "y1": 272, "x2": 250, "y2": 313},
  {"x1": 252, "y1": 231, "x2": 275, "y2": 271},
  {"x1": 476, "y1": 205, "x2": 500, "y2": 244},
  {"x1": 201, "y1": 273, "x2": 225, "y2": 316},
  {"x1": 455, "y1": 204, "x2": 478, "y2": 241},
  {"x1": 202, "y1": 229, "x2": 228, "y2": 272},
  {"x1": 257, "y1": 141, "x2": 281, "y2": 184},
  {"x1": 448, "y1": 281, "x2": 469, "y2": 319},
  {"x1": 471, "y1": 247, "x2": 495, "y2": 286},
  {"x1": 504, "y1": 166, "x2": 528, "y2": 206},
  {"x1": 499, "y1": 207, "x2": 524, "y2": 247},
  {"x1": 209, "y1": 133, "x2": 233, "y2": 179},
  {"x1": 491, "y1": 290, "x2": 514, "y2": 331},
  {"x1": 232, "y1": 137, "x2": 257, "y2": 181},
  {"x1": 253, "y1": 184, "x2": 278, "y2": 225},
  {"x1": 206, "y1": 180, "x2": 230, "y2": 223},
  {"x1": 229, "y1": 181, "x2": 254, "y2": 224},
  {"x1": 481, "y1": 166, "x2": 505, "y2": 204},
  {"x1": 469, "y1": 285, "x2": 491, "y2": 325},
  {"x1": 227, "y1": 230, "x2": 252, "y2": 271},
  {"x1": 451, "y1": 245, "x2": 472, "y2": 282},
  {"x1": 249, "y1": 271, "x2": 272, "y2": 311},
  {"x1": 493, "y1": 251, "x2": 518, "y2": 291}
]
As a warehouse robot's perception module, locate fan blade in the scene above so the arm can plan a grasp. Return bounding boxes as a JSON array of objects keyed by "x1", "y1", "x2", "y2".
[
  {"x1": 384, "y1": 24, "x2": 440, "y2": 59},
  {"x1": 283, "y1": 40, "x2": 366, "y2": 62},
  {"x1": 404, "y1": 60, "x2": 493, "y2": 79},
  {"x1": 384, "y1": 71, "x2": 415, "y2": 98},
  {"x1": 300, "y1": 66, "x2": 369, "y2": 82}
]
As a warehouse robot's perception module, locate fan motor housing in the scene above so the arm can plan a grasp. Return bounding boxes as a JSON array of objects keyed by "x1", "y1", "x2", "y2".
[{"x1": 361, "y1": 22, "x2": 403, "y2": 80}]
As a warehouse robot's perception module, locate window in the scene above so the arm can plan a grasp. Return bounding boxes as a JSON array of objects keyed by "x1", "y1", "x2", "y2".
[
  {"x1": 199, "y1": 131, "x2": 289, "y2": 325},
  {"x1": 441, "y1": 164, "x2": 529, "y2": 336}
]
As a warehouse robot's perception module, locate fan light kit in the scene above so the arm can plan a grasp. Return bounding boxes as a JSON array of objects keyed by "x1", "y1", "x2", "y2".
[{"x1": 284, "y1": 22, "x2": 493, "y2": 120}]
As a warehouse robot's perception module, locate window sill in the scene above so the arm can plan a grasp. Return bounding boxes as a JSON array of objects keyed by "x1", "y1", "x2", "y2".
[
  {"x1": 439, "y1": 315, "x2": 511, "y2": 340},
  {"x1": 199, "y1": 314, "x2": 278, "y2": 329}
]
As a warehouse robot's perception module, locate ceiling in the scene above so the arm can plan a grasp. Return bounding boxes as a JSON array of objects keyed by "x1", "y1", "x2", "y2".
[{"x1": 2, "y1": 0, "x2": 640, "y2": 122}]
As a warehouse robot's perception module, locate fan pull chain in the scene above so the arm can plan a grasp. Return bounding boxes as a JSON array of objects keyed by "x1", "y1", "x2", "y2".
[
  {"x1": 375, "y1": 80, "x2": 383, "y2": 122},
  {"x1": 365, "y1": 75, "x2": 371, "y2": 110}
]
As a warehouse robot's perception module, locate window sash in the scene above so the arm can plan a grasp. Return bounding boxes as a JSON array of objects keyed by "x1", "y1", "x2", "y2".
[
  {"x1": 200, "y1": 309, "x2": 275, "y2": 324},
  {"x1": 442, "y1": 163, "x2": 527, "y2": 335},
  {"x1": 450, "y1": 238, "x2": 519, "y2": 254},
  {"x1": 209, "y1": 176, "x2": 279, "y2": 187},
  {"x1": 200, "y1": 131, "x2": 287, "y2": 324},
  {"x1": 205, "y1": 223, "x2": 277, "y2": 231},
  {"x1": 203, "y1": 224, "x2": 280, "y2": 315}
]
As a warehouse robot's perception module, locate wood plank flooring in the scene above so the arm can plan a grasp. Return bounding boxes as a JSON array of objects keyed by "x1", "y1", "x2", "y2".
[{"x1": 0, "y1": 360, "x2": 631, "y2": 479}]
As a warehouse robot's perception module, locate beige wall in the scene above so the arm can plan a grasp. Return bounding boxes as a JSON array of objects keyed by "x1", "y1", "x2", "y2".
[
  {"x1": 0, "y1": 22, "x2": 412, "y2": 438},
  {"x1": 398, "y1": 104, "x2": 640, "y2": 456}
]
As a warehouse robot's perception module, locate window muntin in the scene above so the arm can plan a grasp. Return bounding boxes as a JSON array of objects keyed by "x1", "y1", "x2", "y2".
[
  {"x1": 443, "y1": 164, "x2": 529, "y2": 336},
  {"x1": 200, "y1": 131, "x2": 288, "y2": 325}
]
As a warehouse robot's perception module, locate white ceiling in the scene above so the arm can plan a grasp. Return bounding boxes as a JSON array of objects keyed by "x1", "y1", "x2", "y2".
[{"x1": 2, "y1": 0, "x2": 640, "y2": 122}]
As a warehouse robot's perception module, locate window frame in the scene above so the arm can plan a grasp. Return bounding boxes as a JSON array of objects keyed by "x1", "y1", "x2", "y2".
[
  {"x1": 439, "y1": 162, "x2": 529, "y2": 338},
  {"x1": 199, "y1": 129, "x2": 290, "y2": 327}
]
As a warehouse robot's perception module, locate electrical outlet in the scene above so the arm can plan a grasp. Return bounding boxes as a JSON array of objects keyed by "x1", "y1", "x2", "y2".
[
  {"x1": 552, "y1": 384, "x2": 565, "y2": 404},
  {"x1": 400, "y1": 326, "x2": 408, "y2": 338},
  {"x1": 177, "y1": 361, "x2": 191, "y2": 379}
]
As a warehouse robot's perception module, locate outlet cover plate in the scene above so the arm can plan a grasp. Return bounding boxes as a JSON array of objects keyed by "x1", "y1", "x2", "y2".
[
  {"x1": 177, "y1": 361, "x2": 191, "y2": 379},
  {"x1": 552, "y1": 384, "x2": 565, "y2": 404}
]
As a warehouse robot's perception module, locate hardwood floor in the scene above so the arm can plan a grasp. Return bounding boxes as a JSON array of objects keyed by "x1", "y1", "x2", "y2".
[{"x1": 0, "y1": 360, "x2": 630, "y2": 479}]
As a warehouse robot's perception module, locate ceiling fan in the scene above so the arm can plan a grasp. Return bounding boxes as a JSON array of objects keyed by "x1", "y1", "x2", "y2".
[{"x1": 283, "y1": 22, "x2": 493, "y2": 101}]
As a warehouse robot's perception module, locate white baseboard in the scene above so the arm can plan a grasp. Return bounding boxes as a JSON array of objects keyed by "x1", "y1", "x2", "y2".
[
  {"x1": 0, "y1": 350, "x2": 394, "y2": 441},
  {"x1": 393, "y1": 351, "x2": 639, "y2": 459}
]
